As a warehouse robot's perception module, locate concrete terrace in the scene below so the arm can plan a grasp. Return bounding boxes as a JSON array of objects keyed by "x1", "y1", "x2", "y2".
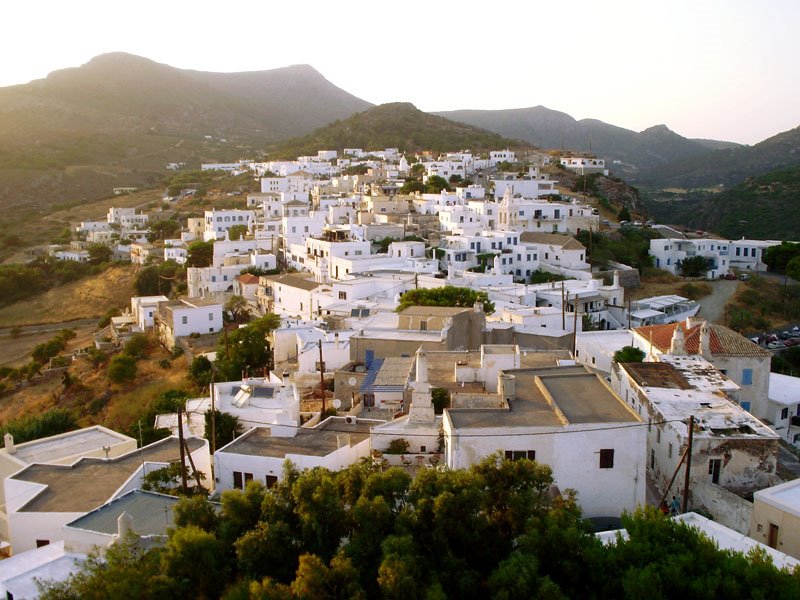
[
  {"x1": 12, "y1": 438, "x2": 205, "y2": 513},
  {"x1": 448, "y1": 365, "x2": 639, "y2": 430}
]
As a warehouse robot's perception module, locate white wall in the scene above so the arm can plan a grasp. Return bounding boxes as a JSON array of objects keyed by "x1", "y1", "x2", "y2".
[{"x1": 444, "y1": 418, "x2": 646, "y2": 519}]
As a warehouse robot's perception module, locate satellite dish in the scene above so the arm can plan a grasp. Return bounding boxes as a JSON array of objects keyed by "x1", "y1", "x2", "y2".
[
  {"x1": 333, "y1": 398, "x2": 342, "y2": 409},
  {"x1": 348, "y1": 377, "x2": 357, "y2": 386}
]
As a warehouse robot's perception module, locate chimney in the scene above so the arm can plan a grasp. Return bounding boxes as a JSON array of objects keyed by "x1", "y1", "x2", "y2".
[
  {"x1": 3, "y1": 433, "x2": 14, "y2": 454},
  {"x1": 415, "y1": 347, "x2": 428, "y2": 383},
  {"x1": 334, "y1": 332, "x2": 340, "y2": 350},
  {"x1": 670, "y1": 326, "x2": 686, "y2": 355},
  {"x1": 117, "y1": 511, "x2": 134, "y2": 539},
  {"x1": 700, "y1": 321, "x2": 712, "y2": 357},
  {"x1": 613, "y1": 270, "x2": 620, "y2": 288}
]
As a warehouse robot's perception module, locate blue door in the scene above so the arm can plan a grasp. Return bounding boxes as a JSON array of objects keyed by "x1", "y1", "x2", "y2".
[{"x1": 365, "y1": 349, "x2": 374, "y2": 369}]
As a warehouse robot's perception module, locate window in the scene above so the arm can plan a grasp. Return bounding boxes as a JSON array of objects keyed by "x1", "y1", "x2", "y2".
[
  {"x1": 708, "y1": 458, "x2": 721, "y2": 484},
  {"x1": 420, "y1": 445, "x2": 426, "y2": 453},
  {"x1": 233, "y1": 471, "x2": 243, "y2": 489},
  {"x1": 599, "y1": 449, "x2": 614, "y2": 469},
  {"x1": 668, "y1": 443, "x2": 673, "y2": 459},
  {"x1": 420, "y1": 321, "x2": 427, "y2": 331},
  {"x1": 36, "y1": 539, "x2": 50, "y2": 548},
  {"x1": 208, "y1": 312, "x2": 214, "y2": 321},
  {"x1": 742, "y1": 368, "x2": 753, "y2": 385},
  {"x1": 781, "y1": 407, "x2": 789, "y2": 420},
  {"x1": 504, "y1": 450, "x2": 535, "y2": 461},
  {"x1": 339, "y1": 291, "x2": 347, "y2": 300},
  {"x1": 656, "y1": 429, "x2": 661, "y2": 444},
  {"x1": 650, "y1": 449, "x2": 655, "y2": 469},
  {"x1": 181, "y1": 316, "x2": 188, "y2": 325}
]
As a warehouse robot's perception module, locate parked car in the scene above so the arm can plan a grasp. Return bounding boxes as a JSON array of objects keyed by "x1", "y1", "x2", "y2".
[
  {"x1": 767, "y1": 341, "x2": 786, "y2": 350},
  {"x1": 739, "y1": 274, "x2": 751, "y2": 281},
  {"x1": 591, "y1": 208, "x2": 600, "y2": 215},
  {"x1": 696, "y1": 230, "x2": 706, "y2": 236},
  {"x1": 779, "y1": 331, "x2": 793, "y2": 340},
  {"x1": 784, "y1": 338, "x2": 800, "y2": 347},
  {"x1": 619, "y1": 220, "x2": 630, "y2": 226},
  {"x1": 602, "y1": 219, "x2": 611, "y2": 226},
  {"x1": 723, "y1": 272, "x2": 737, "y2": 280},
  {"x1": 633, "y1": 220, "x2": 643, "y2": 227}
]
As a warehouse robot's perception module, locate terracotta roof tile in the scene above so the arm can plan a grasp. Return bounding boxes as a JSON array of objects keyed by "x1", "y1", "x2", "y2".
[{"x1": 634, "y1": 321, "x2": 771, "y2": 357}]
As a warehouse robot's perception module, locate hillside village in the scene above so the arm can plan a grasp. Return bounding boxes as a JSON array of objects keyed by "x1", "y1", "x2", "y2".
[{"x1": 1, "y1": 143, "x2": 800, "y2": 596}]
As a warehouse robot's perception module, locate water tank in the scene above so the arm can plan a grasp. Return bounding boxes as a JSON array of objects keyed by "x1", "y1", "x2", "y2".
[{"x1": 498, "y1": 373, "x2": 516, "y2": 405}]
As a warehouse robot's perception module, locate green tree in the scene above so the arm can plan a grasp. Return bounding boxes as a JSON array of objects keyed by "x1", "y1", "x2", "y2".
[
  {"x1": 677, "y1": 255, "x2": 711, "y2": 277},
  {"x1": 162, "y1": 525, "x2": 228, "y2": 599},
  {"x1": 108, "y1": 354, "x2": 137, "y2": 384},
  {"x1": 147, "y1": 219, "x2": 181, "y2": 243},
  {"x1": 618, "y1": 206, "x2": 631, "y2": 221},
  {"x1": 396, "y1": 285, "x2": 495, "y2": 314},
  {"x1": 87, "y1": 243, "x2": 112, "y2": 265},
  {"x1": 613, "y1": 346, "x2": 646, "y2": 363},
  {"x1": 187, "y1": 241, "x2": 214, "y2": 268},
  {"x1": 227, "y1": 224, "x2": 249, "y2": 241},
  {"x1": 174, "y1": 495, "x2": 220, "y2": 533},
  {"x1": 425, "y1": 175, "x2": 450, "y2": 193},
  {"x1": 431, "y1": 388, "x2": 450, "y2": 414},
  {"x1": 205, "y1": 409, "x2": 243, "y2": 450},
  {"x1": 225, "y1": 295, "x2": 250, "y2": 322},
  {"x1": 123, "y1": 333, "x2": 149, "y2": 360},
  {"x1": 215, "y1": 314, "x2": 281, "y2": 381},
  {"x1": 787, "y1": 256, "x2": 800, "y2": 283},
  {"x1": 763, "y1": 241, "x2": 800, "y2": 272},
  {"x1": 189, "y1": 355, "x2": 213, "y2": 388}
]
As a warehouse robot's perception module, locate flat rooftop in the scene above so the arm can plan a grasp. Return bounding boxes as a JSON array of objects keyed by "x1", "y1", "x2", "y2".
[
  {"x1": 754, "y1": 479, "x2": 800, "y2": 517},
  {"x1": 448, "y1": 366, "x2": 639, "y2": 429},
  {"x1": 66, "y1": 490, "x2": 179, "y2": 536},
  {"x1": 9, "y1": 427, "x2": 132, "y2": 465},
  {"x1": 622, "y1": 362, "x2": 694, "y2": 391},
  {"x1": 13, "y1": 437, "x2": 205, "y2": 513},
  {"x1": 219, "y1": 417, "x2": 380, "y2": 458}
]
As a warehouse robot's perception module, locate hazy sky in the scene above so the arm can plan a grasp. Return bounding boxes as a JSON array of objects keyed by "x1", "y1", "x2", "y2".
[{"x1": 3, "y1": 0, "x2": 797, "y2": 145}]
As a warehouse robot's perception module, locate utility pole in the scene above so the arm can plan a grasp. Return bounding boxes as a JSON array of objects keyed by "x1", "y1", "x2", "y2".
[
  {"x1": 682, "y1": 415, "x2": 695, "y2": 514},
  {"x1": 561, "y1": 281, "x2": 566, "y2": 330},
  {"x1": 177, "y1": 407, "x2": 188, "y2": 495},
  {"x1": 572, "y1": 294, "x2": 579, "y2": 354},
  {"x1": 318, "y1": 339, "x2": 326, "y2": 414},
  {"x1": 627, "y1": 298, "x2": 632, "y2": 330},
  {"x1": 224, "y1": 325, "x2": 230, "y2": 359},
  {"x1": 210, "y1": 379, "x2": 216, "y2": 482}
]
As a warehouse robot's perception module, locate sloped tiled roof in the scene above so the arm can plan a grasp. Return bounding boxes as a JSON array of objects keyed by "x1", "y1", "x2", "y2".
[
  {"x1": 634, "y1": 321, "x2": 771, "y2": 358},
  {"x1": 237, "y1": 273, "x2": 259, "y2": 285},
  {"x1": 519, "y1": 232, "x2": 585, "y2": 251}
]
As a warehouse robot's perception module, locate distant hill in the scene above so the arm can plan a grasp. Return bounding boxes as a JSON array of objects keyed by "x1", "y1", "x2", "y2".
[
  {"x1": 637, "y1": 126, "x2": 800, "y2": 189},
  {"x1": 433, "y1": 106, "x2": 735, "y2": 174},
  {"x1": 643, "y1": 165, "x2": 800, "y2": 240},
  {"x1": 269, "y1": 102, "x2": 527, "y2": 158},
  {"x1": 0, "y1": 53, "x2": 372, "y2": 213}
]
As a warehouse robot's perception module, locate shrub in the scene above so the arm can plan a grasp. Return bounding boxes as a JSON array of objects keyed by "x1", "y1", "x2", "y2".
[
  {"x1": 386, "y1": 438, "x2": 410, "y2": 454},
  {"x1": 108, "y1": 354, "x2": 137, "y2": 384}
]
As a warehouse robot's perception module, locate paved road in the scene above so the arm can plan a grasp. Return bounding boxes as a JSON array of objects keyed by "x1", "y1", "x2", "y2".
[
  {"x1": 696, "y1": 280, "x2": 739, "y2": 324},
  {"x1": 0, "y1": 317, "x2": 98, "y2": 336}
]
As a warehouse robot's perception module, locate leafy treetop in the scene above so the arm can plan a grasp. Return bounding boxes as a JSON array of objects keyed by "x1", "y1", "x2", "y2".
[{"x1": 396, "y1": 285, "x2": 495, "y2": 314}]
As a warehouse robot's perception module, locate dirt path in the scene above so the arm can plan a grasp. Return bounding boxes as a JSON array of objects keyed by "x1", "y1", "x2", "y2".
[{"x1": 696, "y1": 280, "x2": 740, "y2": 324}]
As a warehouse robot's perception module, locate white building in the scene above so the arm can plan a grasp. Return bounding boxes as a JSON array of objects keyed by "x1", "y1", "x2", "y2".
[
  {"x1": 155, "y1": 297, "x2": 223, "y2": 350},
  {"x1": 613, "y1": 354, "x2": 779, "y2": 532},
  {"x1": 214, "y1": 416, "x2": 382, "y2": 491},
  {"x1": 560, "y1": 156, "x2": 607, "y2": 175},
  {"x1": 4, "y1": 436, "x2": 209, "y2": 553},
  {"x1": 649, "y1": 238, "x2": 781, "y2": 278},
  {"x1": 130, "y1": 295, "x2": 169, "y2": 330},
  {"x1": 203, "y1": 209, "x2": 256, "y2": 241},
  {"x1": 632, "y1": 319, "x2": 773, "y2": 419},
  {"x1": 766, "y1": 373, "x2": 800, "y2": 445},
  {"x1": 444, "y1": 364, "x2": 646, "y2": 519}
]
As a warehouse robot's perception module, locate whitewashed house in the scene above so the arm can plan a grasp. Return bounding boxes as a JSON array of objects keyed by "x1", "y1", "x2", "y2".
[
  {"x1": 214, "y1": 416, "x2": 383, "y2": 491},
  {"x1": 443, "y1": 364, "x2": 646, "y2": 519},
  {"x1": 4, "y1": 437, "x2": 209, "y2": 553},
  {"x1": 155, "y1": 297, "x2": 223, "y2": 350}
]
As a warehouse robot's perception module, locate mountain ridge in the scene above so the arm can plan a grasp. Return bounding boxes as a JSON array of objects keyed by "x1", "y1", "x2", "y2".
[
  {"x1": 268, "y1": 102, "x2": 529, "y2": 158},
  {"x1": 434, "y1": 105, "x2": 738, "y2": 175}
]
